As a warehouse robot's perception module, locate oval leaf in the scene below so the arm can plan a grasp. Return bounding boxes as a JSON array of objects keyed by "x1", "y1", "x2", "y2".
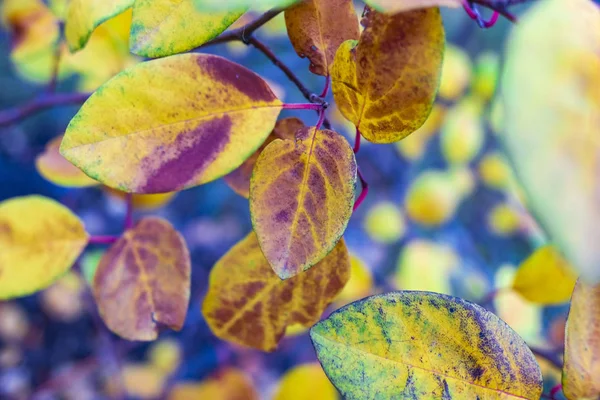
[
  {"x1": 130, "y1": 0, "x2": 246, "y2": 58},
  {"x1": 36, "y1": 135, "x2": 98, "y2": 188},
  {"x1": 250, "y1": 127, "x2": 356, "y2": 279},
  {"x1": 193, "y1": 0, "x2": 298, "y2": 11},
  {"x1": 93, "y1": 217, "x2": 191, "y2": 340},
  {"x1": 202, "y1": 233, "x2": 350, "y2": 351},
  {"x1": 501, "y1": 0, "x2": 600, "y2": 282},
  {"x1": 512, "y1": 245, "x2": 578, "y2": 305},
  {"x1": 563, "y1": 279, "x2": 600, "y2": 399},
  {"x1": 311, "y1": 292, "x2": 543, "y2": 399},
  {"x1": 65, "y1": 0, "x2": 133, "y2": 52},
  {"x1": 365, "y1": 0, "x2": 461, "y2": 13},
  {"x1": 61, "y1": 53, "x2": 283, "y2": 194},
  {"x1": 225, "y1": 117, "x2": 304, "y2": 198},
  {"x1": 284, "y1": 0, "x2": 359, "y2": 76},
  {"x1": 0, "y1": 196, "x2": 89, "y2": 300},
  {"x1": 331, "y1": 7, "x2": 444, "y2": 143}
]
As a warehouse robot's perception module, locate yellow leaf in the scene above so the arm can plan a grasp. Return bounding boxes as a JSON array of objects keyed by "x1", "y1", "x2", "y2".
[
  {"x1": 502, "y1": 0, "x2": 600, "y2": 282},
  {"x1": 104, "y1": 187, "x2": 177, "y2": 211},
  {"x1": 202, "y1": 233, "x2": 350, "y2": 351},
  {"x1": 284, "y1": 0, "x2": 359, "y2": 76},
  {"x1": 274, "y1": 363, "x2": 339, "y2": 400},
  {"x1": 394, "y1": 104, "x2": 445, "y2": 161},
  {"x1": 36, "y1": 135, "x2": 98, "y2": 188},
  {"x1": 364, "y1": 0, "x2": 461, "y2": 13},
  {"x1": 130, "y1": 0, "x2": 246, "y2": 58},
  {"x1": 93, "y1": 217, "x2": 191, "y2": 341},
  {"x1": 225, "y1": 117, "x2": 304, "y2": 198},
  {"x1": 169, "y1": 368, "x2": 259, "y2": 400},
  {"x1": 0, "y1": 196, "x2": 89, "y2": 300},
  {"x1": 331, "y1": 7, "x2": 444, "y2": 143},
  {"x1": 311, "y1": 292, "x2": 543, "y2": 399},
  {"x1": 512, "y1": 245, "x2": 578, "y2": 305},
  {"x1": 563, "y1": 279, "x2": 600, "y2": 399},
  {"x1": 61, "y1": 53, "x2": 283, "y2": 194},
  {"x1": 250, "y1": 127, "x2": 356, "y2": 279},
  {"x1": 65, "y1": 0, "x2": 133, "y2": 52}
]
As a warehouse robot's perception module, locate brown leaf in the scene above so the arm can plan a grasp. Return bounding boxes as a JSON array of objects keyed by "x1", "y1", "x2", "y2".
[
  {"x1": 93, "y1": 217, "x2": 191, "y2": 341},
  {"x1": 224, "y1": 117, "x2": 304, "y2": 198},
  {"x1": 285, "y1": 0, "x2": 360, "y2": 76},
  {"x1": 202, "y1": 232, "x2": 350, "y2": 351}
]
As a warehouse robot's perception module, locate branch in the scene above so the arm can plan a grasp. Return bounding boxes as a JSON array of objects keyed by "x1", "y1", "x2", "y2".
[
  {"x1": 471, "y1": 0, "x2": 530, "y2": 22},
  {"x1": 0, "y1": 93, "x2": 90, "y2": 128},
  {"x1": 203, "y1": 7, "x2": 286, "y2": 46}
]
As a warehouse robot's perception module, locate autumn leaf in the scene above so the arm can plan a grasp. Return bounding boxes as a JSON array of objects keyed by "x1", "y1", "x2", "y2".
[
  {"x1": 202, "y1": 233, "x2": 350, "y2": 351},
  {"x1": 563, "y1": 279, "x2": 600, "y2": 399},
  {"x1": 512, "y1": 245, "x2": 578, "y2": 305},
  {"x1": 225, "y1": 117, "x2": 304, "y2": 198},
  {"x1": 61, "y1": 53, "x2": 283, "y2": 194},
  {"x1": 130, "y1": 0, "x2": 246, "y2": 58},
  {"x1": 364, "y1": 0, "x2": 461, "y2": 13},
  {"x1": 502, "y1": 0, "x2": 600, "y2": 282},
  {"x1": 169, "y1": 368, "x2": 259, "y2": 400},
  {"x1": 36, "y1": 135, "x2": 98, "y2": 187},
  {"x1": 0, "y1": 196, "x2": 89, "y2": 300},
  {"x1": 311, "y1": 292, "x2": 543, "y2": 399},
  {"x1": 250, "y1": 127, "x2": 356, "y2": 279},
  {"x1": 274, "y1": 363, "x2": 339, "y2": 400},
  {"x1": 93, "y1": 217, "x2": 191, "y2": 341},
  {"x1": 104, "y1": 188, "x2": 178, "y2": 211},
  {"x1": 65, "y1": 0, "x2": 133, "y2": 52},
  {"x1": 284, "y1": 0, "x2": 359, "y2": 76},
  {"x1": 331, "y1": 7, "x2": 444, "y2": 143},
  {"x1": 193, "y1": 0, "x2": 298, "y2": 11}
]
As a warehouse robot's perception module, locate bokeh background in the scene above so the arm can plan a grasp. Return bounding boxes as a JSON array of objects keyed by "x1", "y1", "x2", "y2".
[{"x1": 0, "y1": 1, "x2": 569, "y2": 399}]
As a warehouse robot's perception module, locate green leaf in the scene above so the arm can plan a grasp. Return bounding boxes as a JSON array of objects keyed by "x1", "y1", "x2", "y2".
[
  {"x1": 130, "y1": 0, "x2": 246, "y2": 58},
  {"x1": 193, "y1": 0, "x2": 299, "y2": 11},
  {"x1": 311, "y1": 291, "x2": 543, "y2": 399},
  {"x1": 61, "y1": 53, "x2": 283, "y2": 194}
]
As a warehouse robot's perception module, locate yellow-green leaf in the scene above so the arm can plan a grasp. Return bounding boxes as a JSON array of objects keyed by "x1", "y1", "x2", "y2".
[
  {"x1": 311, "y1": 292, "x2": 543, "y2": 399},
  {"x1": 65, "y1": 0, "x2": 133, "y2": 52},
  {"x1": 502, "y1": 0, "x2": 600, "y2": 282},
  {"x1": 61, "y1": 53, "x2": 283, "y2": 194},
  {"x1": 274, "y1": 363, "x2": 339, "y2": 400},
  {"x1": 202, "y1": 233, "x2": 350, "y2": 351},
  {"x1": 36, "y1": 135, "x2": 98, "y2": 187},
  {"x1": 93, "y1": 217, "x2": 191, "y2": 341},
  {"x1": 284, "y1": 0, "x2": 359, "y2": 76},
  {"x1": 512, "y1": 246, "x2": 578, "y2": 305},
  {"x1": 0, "y1": 196, "x2": 89, "y2": 300},
  {"x1": 563, "y1": 279, "x2": 600, "y2": 399},
  {"x1": 331, "y1": 7, "x2": 444, "y2": 143},
  {"x1": 364, "y1": 0, "x2": 461, "y2": 13},
  {"x1": 250, "y1": 127, "x2": 356, "y2": 279},
  {"x1": 193, "y1": 0, "x2": 298, "y2": 11},
  {"x1": 130, "y1": 0, "x2": 246, "y2": 58},
  {"x1": 225, "y1": 117, "x2": 304, "y2": 198}
]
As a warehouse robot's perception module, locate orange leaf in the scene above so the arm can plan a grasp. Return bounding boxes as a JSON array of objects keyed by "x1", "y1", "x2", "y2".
[
  {"x1": 224, "y1": 117, "x2": 304, "y2": 198},
  {"x1": 250, "y1": 127, "x2": 356, "y2": 279},
  {"x1": 202, "y1": 232, "x2": 350, "y2": 351},
  {"x1": 93, "y1": 217, "x2": 190, "y2": 341},
  {"x1": 169, "y1": 368, "x2": 259, "y2": 400},
  {"x1": 284, "y1": 0, "x2": 359, "y2": 76}
]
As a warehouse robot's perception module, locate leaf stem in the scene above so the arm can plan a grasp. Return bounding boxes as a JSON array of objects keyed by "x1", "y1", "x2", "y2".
[
  {"x1": 353, "y1": 128, "x2": 361, "y2": 154},
  {"x1": 353, "y1": 167, "x2": 369, "y2": 211},
  {"x1": 470, "y1": 0, "x2": 520, "y2": 23},
  {"x1": 0, "y1": 93, "x2": 90, "y2": 128},
  {"x1": 320, "y1": 75, "x2": 331, "y2": 98},
  {"x1": 282, "y1": 103, "x2": 324, "y2": 111},
  {"x1": 88, "y1": 235, "x2": 119, "y2": 245},
  {"x1": 315, "y1": 109, "x2": 326, "y2": 131},
  {"x1": 549, "y1": 384, "x2": 562, "y2": 399}
]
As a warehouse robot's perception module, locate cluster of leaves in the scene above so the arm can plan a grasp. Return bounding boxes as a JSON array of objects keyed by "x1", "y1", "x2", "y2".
[{"x1": 0, "y1": 0, "x2": 599, "y2": 398}]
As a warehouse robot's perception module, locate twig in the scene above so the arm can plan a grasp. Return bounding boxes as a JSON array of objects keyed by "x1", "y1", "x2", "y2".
[
  {"x1": 203, "y1": 7, "x2": 286, "y2": 46},
  {"x1": 529, "y1": 346, "x2": 563, "y2": 370},
  {"x1": 354, "y1": 167, "x2": 369, "y2": 211},
  {"x1": 0, "y1": 93, "x2": 90, "y2": 128},
  {"x1": 471, "y1": 0, "x2": 529, "y2": 22}
]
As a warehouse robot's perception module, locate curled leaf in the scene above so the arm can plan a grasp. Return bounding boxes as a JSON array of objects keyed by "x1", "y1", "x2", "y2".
[
  {"x1": 93, "y1": 217, "x2": 191, "y2": 340},
  {"x1": 284, "y1": 0, "x2": 359, "y2": 76},
  {"x1": 202, "y1": 233, "x2": 350, "y2": 351},
  {"x1": 250, "y1": 127, "x2": 356, "y2": 279},
  {"x1": 61, "y1": 53, "x2": 282, "y2": 194},
  {"x1": 311, "y1": 291, "x2": 543, "y2": 399},
  {"x1": 331, "y1": 7, "x2": 444, "y2": 143},
  {"x1": 0, "y1": 196, "x2": 89, "y2": 300}
]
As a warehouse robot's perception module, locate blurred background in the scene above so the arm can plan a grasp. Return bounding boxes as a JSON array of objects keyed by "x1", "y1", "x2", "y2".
[{"x1": 0, "y1": 1, "x2": 568, "y2": 399}]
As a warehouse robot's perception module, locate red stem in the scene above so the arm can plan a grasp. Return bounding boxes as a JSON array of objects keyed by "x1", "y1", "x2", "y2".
[
  {"x1": 462, "y1": 1, "x2": 502, "y2": 28},
  {"x1": 353, "y1": 167, "x2": 369, "y2": 211},
  {"x1": 282, "y1": 103, "x2": 323, "y2": 111},
  {"x1": 550, "y1": 384, "x2": 562, "y2": 399},
  {"x1": 353, "y1": 128, "x2": 361, "y2": 154},
  {"x1": 320, "y1": 75, "x2": 331, "y2": 98},
  {"x1": 315, "y1": 109, "x2": 326, "y2": 131},
  {"x1": 88, "y1": 236, "x2": 119, "y2": 245}
]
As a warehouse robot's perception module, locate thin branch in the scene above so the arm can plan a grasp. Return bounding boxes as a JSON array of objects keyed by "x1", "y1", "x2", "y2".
[
  {"x1": 529, "y1": 346, "x2": 563, "y2": 370},
  {"x1": 0, "y1": 93, "x2": 90, "y2": 128},
  {"x1": 471, "y1": 0, "x2": 529, "y2": 22}
]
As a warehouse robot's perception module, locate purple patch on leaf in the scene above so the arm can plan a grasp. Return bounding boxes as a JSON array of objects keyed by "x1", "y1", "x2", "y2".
[{"x1": 141, "y1": 115, "x2": 232, "y2": 193}]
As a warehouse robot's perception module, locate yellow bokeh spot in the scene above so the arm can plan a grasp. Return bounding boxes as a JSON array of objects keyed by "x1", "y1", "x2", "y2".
[
  {"x1": 472, "y1": 51, "x2": 500, "y2": 101},
  {"x1": 404, "y1": 170, "x2": 462, "y2": 226},
  {"x1": 335, "y1": 254, "x2": 373, "y2": 307},
  {"x1": 149, "y1": 339, "x2": 182, "y2": 375},
  {"x1": 395, "y1": 105, "x2": 445, "y2": 160},
  {"x1": 438, "y1": 44, "x2": 473, "y2": 101},
  {"x1": 440, "y1": 97, "x2": 485, "y2": 165},
  {"x1": 478, "y1": 152, "x2": 513, "y2": 190},
  {"x1": 364, "y1": 202, "x2": 406, "y2": 244},
  {"x1": 488, "y1": 203, "x2": 521, "y2": 236}
]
